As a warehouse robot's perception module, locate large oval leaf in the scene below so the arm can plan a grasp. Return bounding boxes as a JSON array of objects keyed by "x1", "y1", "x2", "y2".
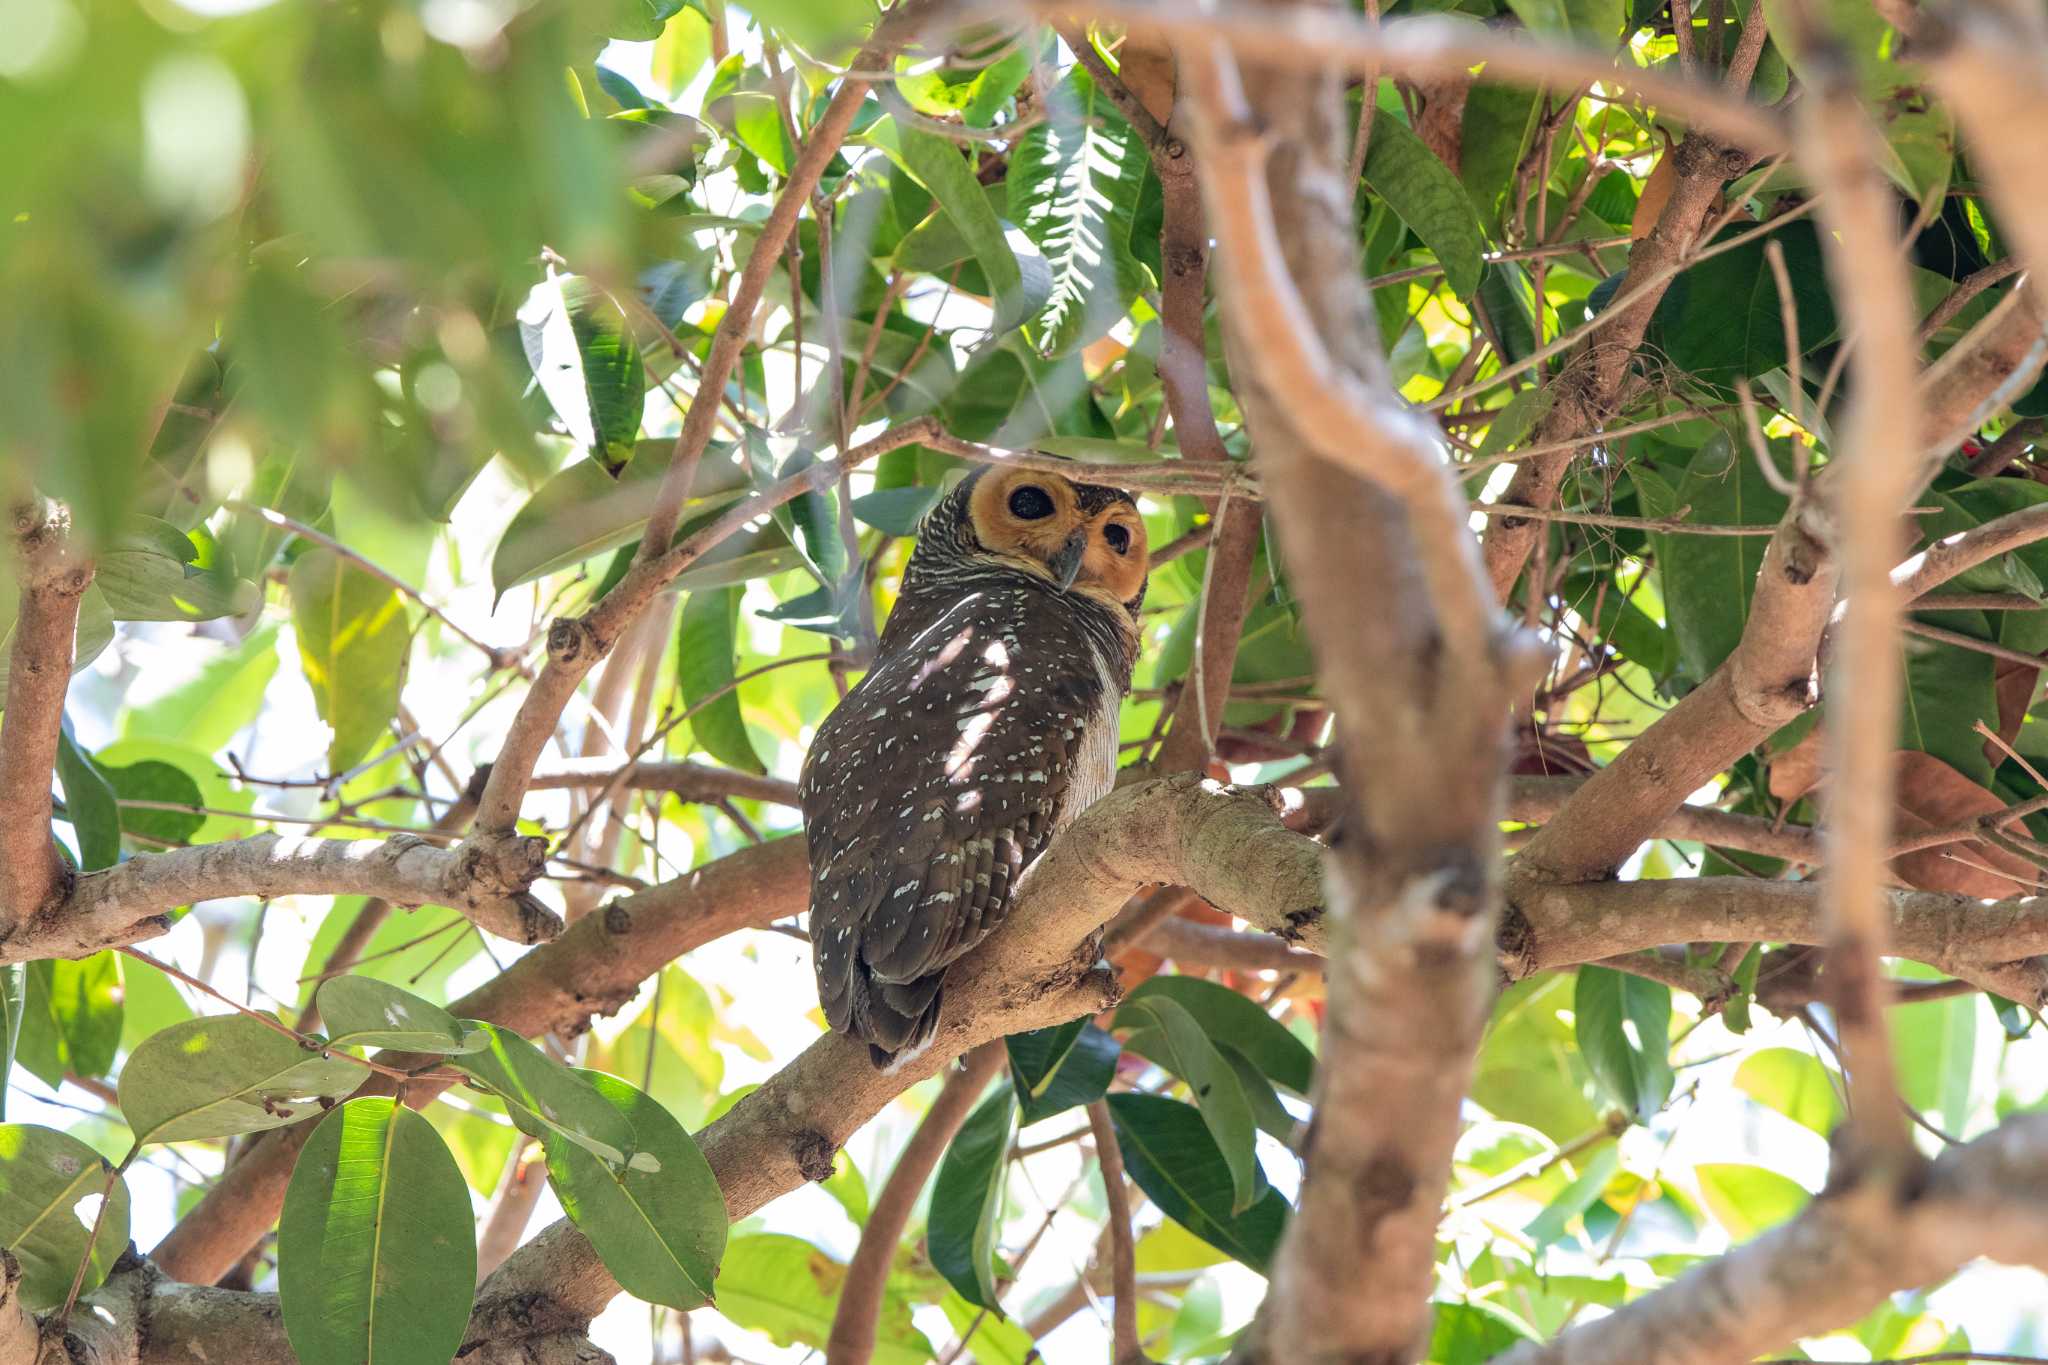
[
  {"x1": 516, "y1": 273, "x2": 645, "y2": 462},
  {"x1": 0, "y1": 1124, "x2": 130, "y2": 1309},
  {"x1": 677, "y1": 586, "x2": 766, "y2": 776},
  {"x1": 1124, "y1": 976, "x2": 1315, "y2": 1096},
  {"x1": 451, "y1": 1021, "x2": 638, "y2": 1169},
  {"x1": 713, "y1": 1233, "x2": 935, "y2": 1364},
  {"x1": 488, "y1": 441, "x2": 776, "y2": 596},
  {"x1": 928, "y1": 1081, "x2": 1016, "y2": 1311},
  {"x1": 279, "y1": 1098, "x2": 476, "y2": 1365},
  {"x1": 119, "y1": 1014, "x2": 364, "y2": 1146},
  {"x1": 288, "y1": 549, "x2": 412, "y2": 774},
  {"x1": 1007, "y1": 1020, "x2": 1119, "y2": 1126},
  {"x1": 316, "y1": 976, "x2": 481, "y2": 1055},
  {"x1": 1105, "y1": 1092, "x2": 1288, "y2": 1275},
  {"x1": 542, "y1": 1069, "x2": 726, "y2": 1309},
  {"x1": 1361, "y1": 110, "x2": 1486, "y2": 300},
  {"x1": 1113, "y1": 994, "x2": 1259, "y2": 1214}
]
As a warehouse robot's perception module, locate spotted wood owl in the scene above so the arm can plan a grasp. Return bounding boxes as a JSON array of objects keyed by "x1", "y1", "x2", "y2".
[{"x1": 799, "y1": 463, "x2": 1151, "y2": 1066}]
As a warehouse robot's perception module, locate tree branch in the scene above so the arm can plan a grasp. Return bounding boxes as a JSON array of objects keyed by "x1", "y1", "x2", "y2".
[
  {"x1": 827, "y1": 1044, "x2": 1006, "y2": 1365},
  {"x1": 5, "y1": 828, "x2": 560, "y2": 967},
  {"x1": 1495, "y1": 1114, "x2": 2048, "y2": 1365},
  {"x1": 473, "y1": 774, "x2": 1324, "y2": 1333},
  {"x1": 0, "y1": 501, "x2": 91, "y2": 938},
  {"x1": 633, "y1": 0, "x2": 945, "y2": 564},
  {"x1": 1502, "y1": 876, "x2": 2048, "y2": 1008},
  {"x1": 1179, "y1": 29, "x2": 1531, "y2": 1362},
  {"x1": 149, "y1": 833, "x2": 811, "y2": 1283},
  {"x1": 1087, "y1": 1099, "x2": 1149, "y2": 1365},
  {"x1": 1797, "y1": 19, "x2": 1934, "y2": 1169}
]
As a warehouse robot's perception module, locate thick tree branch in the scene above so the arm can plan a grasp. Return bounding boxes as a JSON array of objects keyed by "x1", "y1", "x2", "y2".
[
  {"x1": 0, "y1": 502, "x2": 91, "y2": 939},
  {"x1": 149, "y1": 834, "x2": 810, "y2": 1283},
  {"x1": 4, "y1": 829, "x2": 559, "y2": 967},
  {"x1": 1180, "y1": 29, "x2": 1530, "y2": 1362},
  {"x1": 1502, "y1": 876, "x2": 2048, "y2": 1008},
  {"x1": 1021, "y1": 0, "x2": 1788, "y2": 153},
  {"x1": 1495, "y1": 1114, "x2": 2048, "y2": 1365},
  {"x1": 151, "y1": 775, "x2": 1318, "y2": 1288},
  {"x1": 474, "y1": 775, "x2": 1322, "y2": 1334},
  {"x1": 827, "y1": 1043, "x2": 1005, "y2": 1365},
  {"x1": 1798, "y1": 19, "x2": 1926, "y2": 1169}
]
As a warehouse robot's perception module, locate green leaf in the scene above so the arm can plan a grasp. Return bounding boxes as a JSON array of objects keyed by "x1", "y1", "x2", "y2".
[
  {"x1": 1696, "y1": 1162, "x2": 1811, "y2": 1238},
  {"x1": 1889, "y1": 984, "x2": 1981, "y2": 1136},
  {"x1": 677, "y1": 587, "x2": 767, "y2": 776},
  {"x1": 0, "y1": 1124, "x2": 129, "y2": 1310},
  {"x1": 1648, "y1": 222, "x2": 1840, "y2": 386},
  {"x1": 1458, "y1": 83, "x2": 1543, "y2": 233},
  {"x1": 1573, "y1": 965, "x2": 1673, "y2": 1124},
  {"x1": 1115, "y1": 995, "x2": 1260, "y2": 1214},
  {"x1": 929, "y1": 1081, "x2": 1017, "y2": 1311},
  {"x1": 40, "y1": 952, "x2": 123, "y2": 1082},
  {"x1": 489, "y1": 442, "x2": 779, "y2": 597},
  {"x1": 1430, "y1": 1300, "x2": 1542, "y2": 1365},
  {"x1": 1733, "y1": 1047, "x2": 1842, "y2": 1134},
  {"x1": 1478, "y1": 262, "x2": 1539, "y2": 364},
  {"x1": 1006, "y1": 67, "x2": 1150, "y2": 356},
  {"x1": 451, "y1": 1021, "x2": 639, "y2": 1169},
  {"x1": 119, "y1": 1014, "x2": 363, "y2": 1145},
  {"x1": 279, "y1": 1099, "x2": 476, "y2": 1365},
  {"x1": 1362, "y1": 111, "x2": 1486, "y2": 299},
  {"x1": 516, "y1": 274, "x2": 646, "y2": 462},
  {"x1": 1106, "y1": 1093, "x2": 1289, "y2": 1274},
  {"x1": 893, "y1": 127, "x2": 1034, "y2": 332},
  {"x1": 95, "y1": 517, "x2": 258, "y2": 623},
  {"x1": 1217, "y1": 1045, "x2": 1295, "y2": 1144},
  {"x1": 316, "y1": 977, "x2": 481, "y2": 1055},
  {"x1": 1007, "y1": 1021, "x2": 1119, "y2": 1126},
  {"x1": 1632, "y1": 432, "x2": 1790, "y2": 690},
  {"x1": 851, "y1": 485, "x2": 944, "y2": 536},
  {"x1": 55, "y1": 725, "x2": 120, "y2": 871},
  {"x1": 102, "y1": 758, "x2": 206, "y2": 847},
  {"x1": 288, "y1": 549, "x2": 412, "y2": 774},
  {"x1": 1125, "y1": 976, "x2": 1315, "y2": 1096},
  {"x1": 1523, "y1": 1145, "x2": 1621, "y2": 1250},
  {"x1": 0, "y1": 967, "x2": 20, "y2": 1121},
  {"x1": 715, "y1": 1233, "x2": 936, "y2": 1364},
  {"x1": 542, "y1": 1070, "x2": 726, "y2": 1309},
  {"x1": 1476, "y1": 388, "x2": 1557, "y2": 464}
]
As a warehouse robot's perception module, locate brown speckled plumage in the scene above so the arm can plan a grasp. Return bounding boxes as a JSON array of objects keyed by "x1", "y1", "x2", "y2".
[{"x1": 799, "y1": 463, "x2": 1150, "y2": 1065}]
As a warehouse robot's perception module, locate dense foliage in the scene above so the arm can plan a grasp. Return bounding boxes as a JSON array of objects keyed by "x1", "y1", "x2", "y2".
[{"x1": 2, "y1": 0, "x2": 2046, "y2": 1361}]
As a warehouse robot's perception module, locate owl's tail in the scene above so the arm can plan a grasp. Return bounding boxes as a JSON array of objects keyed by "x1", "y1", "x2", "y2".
[{"x1": 854, "y1": 970, "x2": 944, "y2": 1069}]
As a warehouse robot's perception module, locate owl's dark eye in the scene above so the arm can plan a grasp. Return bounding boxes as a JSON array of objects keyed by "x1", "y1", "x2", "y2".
[
  {"x1": 1008, "y1": 485, "x2": 1055, "y2": 520},
  {"x1": 1102, "y1": 523, "x2": 1132, "y2": 555}
]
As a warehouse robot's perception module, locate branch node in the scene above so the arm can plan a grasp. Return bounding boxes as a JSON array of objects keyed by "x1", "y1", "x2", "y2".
[{"x1": 545, "y1": 617, "x2": 604, "y2": 666}]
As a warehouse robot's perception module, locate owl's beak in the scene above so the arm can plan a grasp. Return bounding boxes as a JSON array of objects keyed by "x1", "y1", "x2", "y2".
[{"x1": 1049, "y1": 530, "x2": 1088, "y2": 591}]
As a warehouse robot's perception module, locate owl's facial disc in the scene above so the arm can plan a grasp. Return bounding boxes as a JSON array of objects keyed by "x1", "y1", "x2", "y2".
[{"x1": 965, "y1": 466, "x2": 1149, "y2": 610}]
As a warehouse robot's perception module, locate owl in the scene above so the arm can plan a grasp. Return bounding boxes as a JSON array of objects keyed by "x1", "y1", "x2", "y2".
[{"x1": 799, "y1": 463, "x2": 1151, "y2": 1066}]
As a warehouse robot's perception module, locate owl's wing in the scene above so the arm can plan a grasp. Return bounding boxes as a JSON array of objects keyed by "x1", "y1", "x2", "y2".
[{"x1": 800, "y1": 602, "x2": 1099, "y2": 1045}]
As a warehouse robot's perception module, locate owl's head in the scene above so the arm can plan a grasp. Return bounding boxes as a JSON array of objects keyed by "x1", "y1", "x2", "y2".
[{"x1": 915, "y1": 463, "x2": 1150, "y2": 619}]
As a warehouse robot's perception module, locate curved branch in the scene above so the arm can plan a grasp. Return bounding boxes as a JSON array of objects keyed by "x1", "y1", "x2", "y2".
[
  {"x1": 1504, "y1": 876, "x2": 2048, "y2": 1008},
  {"x1": 6, "y1": 829, "x2": 559, "y2": 966},
  {"x1": 0, "y1": 501, "x2": 91, "y2": 937},
  {"x1": 1495, "y1": 1113, "x2": 2048, "y2": 1365},
  {"x1": 827, "y1": 1044, "x2": 1006, "y2": 1364}
]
